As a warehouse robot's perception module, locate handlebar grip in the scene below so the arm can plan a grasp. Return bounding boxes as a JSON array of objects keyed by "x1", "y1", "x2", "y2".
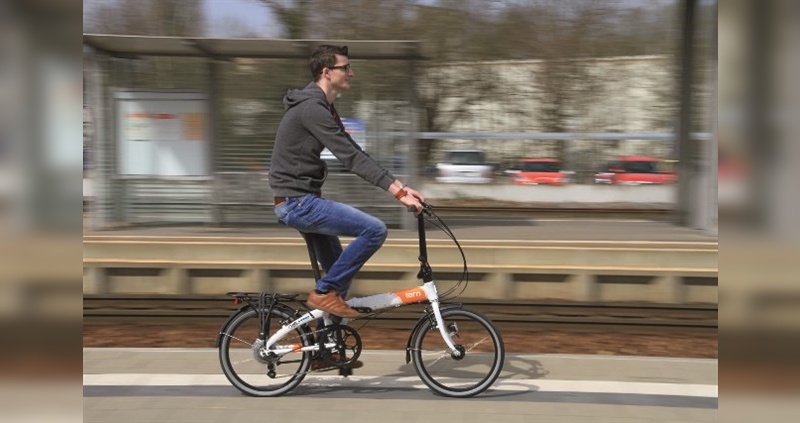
[{"x1": 408, "y1": 202, "x2": 432, "y2": 215}]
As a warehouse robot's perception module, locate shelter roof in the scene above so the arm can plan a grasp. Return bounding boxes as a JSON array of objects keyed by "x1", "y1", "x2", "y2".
[{"x1": 83, "y1": 34, "x2": 426, "y2": 60}]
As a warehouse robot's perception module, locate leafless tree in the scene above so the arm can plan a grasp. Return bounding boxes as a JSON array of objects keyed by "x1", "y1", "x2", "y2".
[
  {"x1": 84, "y1": 0, "x2": 208, "y2": 91},
  {"x1": 251, "y1": 0, "x2": 504, "y2": 164},
  {"x1": 249, "y1": 0, "x2": 684, "y2": 168},
  {"x1": 252, "y1": 0, "x2": 312, "y2": 38},
  {"x1": 84, "y1": 0, "x2": 205, "y2": 36}
]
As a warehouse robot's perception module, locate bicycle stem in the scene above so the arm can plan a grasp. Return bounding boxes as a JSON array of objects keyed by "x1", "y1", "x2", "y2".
[{"x1": 417, "y1": 212, "x2": 433, "y2": 283}]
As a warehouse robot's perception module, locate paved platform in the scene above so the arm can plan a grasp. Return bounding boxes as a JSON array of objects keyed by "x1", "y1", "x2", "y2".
[
  {"x1": 83, "y1": 217, "x2": 718, "y2": 302},
  {"x1": 84, "y1": 348, "x2": 717, "y2": 423}
]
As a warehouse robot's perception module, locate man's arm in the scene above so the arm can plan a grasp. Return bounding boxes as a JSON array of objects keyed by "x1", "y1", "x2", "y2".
[
  {"x1": 303, "y1": 101, "x2": 425, "y2": 212},
  {"x1": 303, "y1": 101, "x2": 394, "y2": 189}
]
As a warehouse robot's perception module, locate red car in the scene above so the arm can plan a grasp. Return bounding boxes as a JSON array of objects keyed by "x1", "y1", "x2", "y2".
[
  {"x1": 508, "y1": 158, "x2": 573, "y2": 185},
  {"x1": 595, "y1": 156, "x2": 676, "y2": 185}
]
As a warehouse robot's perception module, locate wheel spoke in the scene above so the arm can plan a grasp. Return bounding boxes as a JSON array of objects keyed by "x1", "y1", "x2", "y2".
[
  {"x1": 219, "y1": 307, "x2": 312, "y2": 397},
  {"x1": 411, "y1": 309, "x2": 504, "y2": 397},
  {"x1": 465, "y1": 335, "x2": 490, "y2": 352},
  {"x1": 221, "y1": 332, "x2": 254, "y2": 347},
  {"x1": 421, "y1": 349, "x2": 451, "y2": 367}
]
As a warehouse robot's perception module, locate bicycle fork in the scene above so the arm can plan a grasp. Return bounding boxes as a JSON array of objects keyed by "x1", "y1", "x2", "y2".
[{"x1": 421, "y1": 282, "x2": 462, "y2": 357}]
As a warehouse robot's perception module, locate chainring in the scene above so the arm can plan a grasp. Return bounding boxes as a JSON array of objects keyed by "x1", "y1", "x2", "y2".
[{"x1": 319, "y1": 324, "x2": 362, "y2": 366}]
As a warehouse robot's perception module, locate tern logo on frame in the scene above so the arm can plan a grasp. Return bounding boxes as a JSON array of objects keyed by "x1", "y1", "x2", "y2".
[{"x1": 395, "y1": 287, "x2": 426, "y2": 304}]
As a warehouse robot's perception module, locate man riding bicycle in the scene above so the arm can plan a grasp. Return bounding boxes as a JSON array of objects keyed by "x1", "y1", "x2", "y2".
[{"x1": 269, "y1": 45, "x2": 424, "y2": 319}]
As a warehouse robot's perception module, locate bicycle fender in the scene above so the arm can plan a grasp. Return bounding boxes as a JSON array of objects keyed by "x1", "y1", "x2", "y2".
[
  {"x1": 405, "y1": 303, "x2": 463, "y2": 364},
  {"x1": 215, "y1": 303, "x2": 311, "y2": 348},
  {"x1": 214, "y1": 306, "x2": 251, "y2": 348}
]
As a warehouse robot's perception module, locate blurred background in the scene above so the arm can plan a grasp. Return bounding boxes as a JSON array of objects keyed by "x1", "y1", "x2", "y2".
[
  {"x1": 1, "y1": 1, "x2": 83, "y2": 422},
  {"x1": 3, "y1": 0, "x2": 800, "y2": 421},
  {"x1": 80, "y1": 0, "x2": 718, "y2": 230}
]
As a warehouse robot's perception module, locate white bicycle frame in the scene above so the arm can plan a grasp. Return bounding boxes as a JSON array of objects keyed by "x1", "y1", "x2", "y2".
[{"x1": 263, "y1": 280, "x2": 458, "y2": 357}]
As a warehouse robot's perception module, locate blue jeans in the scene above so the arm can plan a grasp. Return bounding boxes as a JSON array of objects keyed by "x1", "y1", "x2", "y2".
[{"x1": 273, "y1": 194, "x2": 388, "y2": 296}]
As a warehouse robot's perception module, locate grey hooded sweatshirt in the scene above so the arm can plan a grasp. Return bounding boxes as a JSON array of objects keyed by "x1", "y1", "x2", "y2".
[{"x1": 268, "y1": 82, "x2": 395, "y2": 197}]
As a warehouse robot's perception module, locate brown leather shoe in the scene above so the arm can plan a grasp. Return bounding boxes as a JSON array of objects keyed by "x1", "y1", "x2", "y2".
[
  {"x1": 306, "y1": 290, "x2": 360, "y2": 318},
  {"x1": 310, "y1": 353, "x2": 363, "y2": 371}
]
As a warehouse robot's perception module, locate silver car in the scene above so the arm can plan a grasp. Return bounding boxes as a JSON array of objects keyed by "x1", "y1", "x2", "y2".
[{"x1": 435, "y1": 149, "x2": 494, "y2": 184}]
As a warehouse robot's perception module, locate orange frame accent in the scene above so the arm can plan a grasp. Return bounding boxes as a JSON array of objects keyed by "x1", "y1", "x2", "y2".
[{"x1": 393, "y1": 287, "x2": 426, "y2": 304}]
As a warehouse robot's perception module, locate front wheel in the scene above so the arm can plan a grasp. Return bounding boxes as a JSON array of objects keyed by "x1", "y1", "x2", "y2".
[
  {"x1": 218, "y1": 307, "x2": 313, "y2": 397},
  {"x1": 410, "y1": 308, "x2": 505, "y2": 397}
]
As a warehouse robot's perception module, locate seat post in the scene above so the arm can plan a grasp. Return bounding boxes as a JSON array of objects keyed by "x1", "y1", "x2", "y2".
[{"x1": 300, "y1": 232, "x2": 322, "y2": 282}]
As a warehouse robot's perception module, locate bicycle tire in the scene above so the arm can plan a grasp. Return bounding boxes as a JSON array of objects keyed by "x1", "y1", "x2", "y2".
[
  {"x1": 219, "y1": 306, "x2": 313, "y2": 397},
  {"x1": 410, "y1": 308, "x2": 504, "y2": 397}
]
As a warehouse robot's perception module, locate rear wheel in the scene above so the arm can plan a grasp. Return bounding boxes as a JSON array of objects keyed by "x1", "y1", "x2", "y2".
[
  {"x1": 218, "y1": 307, "x2": 312, "y2": 396},
  {"x1": 410, "y1": 308, "x2": 504, "y2": 397}
]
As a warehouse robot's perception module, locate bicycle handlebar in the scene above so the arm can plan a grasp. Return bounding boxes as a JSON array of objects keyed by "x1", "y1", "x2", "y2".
[
  {"x1": 404, "y1": 200, "x2": 469, "y2": 299},
  {"x1": 407, "y1": 201, "x2": 432, "y2": 215}
]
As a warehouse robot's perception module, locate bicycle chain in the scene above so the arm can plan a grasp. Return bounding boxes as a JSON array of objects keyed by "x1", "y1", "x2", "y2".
[{"x1": 277, "y1": 324, "x2": 361, "y2": 375}]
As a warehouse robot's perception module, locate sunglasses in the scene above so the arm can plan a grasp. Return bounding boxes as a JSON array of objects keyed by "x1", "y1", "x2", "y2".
[{"x1": 329, "y1": 63, "x2": 352, "y2": 72}]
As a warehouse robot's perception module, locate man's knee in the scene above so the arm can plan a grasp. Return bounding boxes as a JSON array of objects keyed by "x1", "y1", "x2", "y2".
[{"x1": 365, "y1": 220, "x2": 388, "y2": 244}]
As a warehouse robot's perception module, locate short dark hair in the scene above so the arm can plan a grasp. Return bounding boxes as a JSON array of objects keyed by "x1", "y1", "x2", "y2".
[{"x1": 310, "y1": 45, "x2": 349, "y2": 81}]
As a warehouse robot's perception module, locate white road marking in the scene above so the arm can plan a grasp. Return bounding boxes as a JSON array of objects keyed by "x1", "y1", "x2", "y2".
[{"x1": 83, "y1": 374, "x2": 717, "y2": 398}]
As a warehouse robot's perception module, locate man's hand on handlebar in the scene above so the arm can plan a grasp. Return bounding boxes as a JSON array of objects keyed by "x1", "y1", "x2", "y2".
[{"x1": 399, "y1": 186, "x2": 425, "y2": 216}]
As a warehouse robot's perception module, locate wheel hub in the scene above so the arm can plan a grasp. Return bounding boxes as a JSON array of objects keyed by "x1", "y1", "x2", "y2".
[
  {"x1": 450, "y1": 344, "x2": 466, "y2": 360},
  {"x1": 252, "y1": 339, "x2": 272, "y2": 364}
]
